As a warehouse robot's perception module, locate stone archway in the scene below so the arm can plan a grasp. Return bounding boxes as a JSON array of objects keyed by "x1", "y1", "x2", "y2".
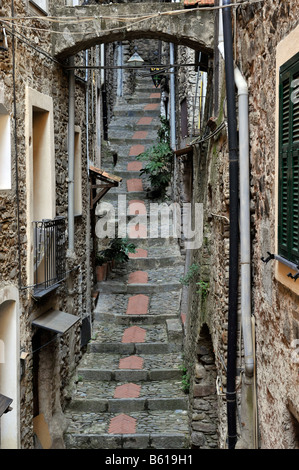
[
  {"x1": 0, "y1": 286, "x2": 20, "y2": 449},
  {"x1": 52, "y1": 3, "x2": 214, "y2": 59}
]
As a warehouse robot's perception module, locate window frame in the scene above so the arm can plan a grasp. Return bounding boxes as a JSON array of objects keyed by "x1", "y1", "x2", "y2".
[
  {"x1": 278, "y1": 51, "x2": 299, "y2": 265},
  {"x1": 29, "y1": 0, "x2": 48, "y2": 15}
]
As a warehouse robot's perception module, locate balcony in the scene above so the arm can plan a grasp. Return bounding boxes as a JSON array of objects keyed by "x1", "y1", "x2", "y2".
[{"x1": 33, "y1": 217, "x2": 66, "y2": 299}]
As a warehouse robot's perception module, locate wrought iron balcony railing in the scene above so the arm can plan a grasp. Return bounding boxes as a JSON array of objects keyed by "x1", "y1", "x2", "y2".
[{"x1": 33, "y1": 216, "x2": 66, "y2": 298}]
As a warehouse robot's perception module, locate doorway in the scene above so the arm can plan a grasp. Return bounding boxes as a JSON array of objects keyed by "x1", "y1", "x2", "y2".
[{"x1": 0, "y1": 295, "x2": 19, "y2": 448}]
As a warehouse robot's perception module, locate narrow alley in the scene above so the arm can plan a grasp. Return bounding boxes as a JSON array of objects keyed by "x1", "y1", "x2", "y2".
[{"x1": 63, "y1": 75, "x2": 190, "y2": 449}]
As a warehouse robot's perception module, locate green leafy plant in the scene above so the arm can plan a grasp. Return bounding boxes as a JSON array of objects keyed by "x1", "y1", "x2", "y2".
[
  {"x1": 95, "y1": 254, "x2": 107, "y2": 266},
  {"x1": 136, "y1": 117, "x2": 173, "y2": 198},
  {"x1": 99, "y1": 237, "x2": 136, "y2": 264},
  {"x1": 179, "y1": 364, "x2": 190, "y2": 394},
  {"x1": 179, "y1": 263, "x2": 200, "y2": 286},
  {"x1": 196, "y1": 280, "x2": 210, "y2": 298}
]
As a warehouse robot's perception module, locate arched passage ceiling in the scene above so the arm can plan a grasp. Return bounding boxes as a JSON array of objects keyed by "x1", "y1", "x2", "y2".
[{"x1": 52, "y1": 3, "x2": 214, "y2": 60}]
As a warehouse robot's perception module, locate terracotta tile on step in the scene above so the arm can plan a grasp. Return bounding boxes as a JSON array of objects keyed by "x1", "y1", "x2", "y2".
[
  {"x1": 119, "y1": 355, "x2": 144, "y2": 369},
  {"x1": 126, "y1": 294, "x2": 149, "y2": 315},
  {"x1": 137, "y1": 117, "x2": 153, "y2": 125},
  {"x1": 108, "y1": 414, "x2": 136, "y2": 434},
  {"x1": 150, "y1": 93, "x2": 161, "y2": 99},
  {"x1": 114, "y1": 383, "x2": 141, "y2": 399},
  {"x1": 128, "y1": 200, "x2": 147, "y2": 215},
  {"x1": 129, "y1": 248, "x2": 148, "y2": 258},
  {"x1": 122, "y1": 326, "x2": 146, "y2": 343},
  {"x1": 128, "y1": 271, "x2": 148, "y2": 284},
  {"x1": 144, "y1": 103, "x2": 159, "y2": 111},
  {"x1": 133, "y1": 131, "x2": 148, "y2": 140},
  {"x1": 128, "y1": 223, "x2": 147, "y2": 239},
  {"x1": 129, "y1": 144, "x2": 145, "y2": 156},
  {"x1": 127, "y1": 178, "x2": 143, "y2": 192},
  {"x1": 127, "y1": 161, "x2": 143, "y2": 172}
]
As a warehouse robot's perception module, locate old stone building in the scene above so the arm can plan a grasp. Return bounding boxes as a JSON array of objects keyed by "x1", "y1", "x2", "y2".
[
  {"x1": 0, "y1": 0, "x2": 95, "y2": 448},
  {"x1": 183, "y1": 0, "x2": 299, "y2": 449}
]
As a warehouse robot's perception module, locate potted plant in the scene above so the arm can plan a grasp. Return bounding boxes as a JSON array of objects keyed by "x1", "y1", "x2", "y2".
[
  {"x1": 95, "y1": 254, "x2": 108, "y2": 282},
  {"x1": 100, "y1": 237, "x2": 137, "y2": 266}
]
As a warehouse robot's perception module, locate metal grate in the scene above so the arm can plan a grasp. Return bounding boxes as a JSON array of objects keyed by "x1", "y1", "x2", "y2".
[{"x1": 33, "y1": 217, "x2": 66, "y2": 297}]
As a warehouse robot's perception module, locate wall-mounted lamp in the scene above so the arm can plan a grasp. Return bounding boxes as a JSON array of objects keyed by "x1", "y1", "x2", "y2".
[{"x1": 127, "y1": 47, "x2": 144, "y2": 68}]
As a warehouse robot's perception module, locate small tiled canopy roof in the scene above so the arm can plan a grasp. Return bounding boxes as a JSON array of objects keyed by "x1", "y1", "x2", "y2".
[{"x1": 184, "y1": 0, "x2": 215, "y2": 6}]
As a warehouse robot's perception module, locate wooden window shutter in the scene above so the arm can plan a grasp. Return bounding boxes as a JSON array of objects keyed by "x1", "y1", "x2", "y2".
[{"x1": 278, "y1": 53, "x2": 299, "y2": 263}]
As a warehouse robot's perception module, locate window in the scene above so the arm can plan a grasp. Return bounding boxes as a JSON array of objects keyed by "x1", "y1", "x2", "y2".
[
  {"x1": 74, "y1": 127, "x2": 82, "y2": 216},
  {"x1": 0, "y1": 105, "x2": 11, "y2": 190},
  {"x1": 29, "y1": 0, "x2": 48, "y2": 14},
  {"x1": 25, "y1": 88, "x2": 56, "y2": 290},
  {"x1": 278, "y1": 52, "x2": 299, "y2": 264}
]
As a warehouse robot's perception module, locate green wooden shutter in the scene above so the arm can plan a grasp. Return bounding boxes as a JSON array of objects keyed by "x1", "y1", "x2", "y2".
[{"x1": 278, "y1": 53, "x2": 299, "y2": 264}]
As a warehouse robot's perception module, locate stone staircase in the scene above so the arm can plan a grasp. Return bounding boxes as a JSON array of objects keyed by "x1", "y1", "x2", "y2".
[{"x1": 63, "y1": 76, "x2": 190, "y2": 450}]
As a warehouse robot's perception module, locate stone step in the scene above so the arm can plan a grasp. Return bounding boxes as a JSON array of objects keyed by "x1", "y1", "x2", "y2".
[
  {"x1": 126, "y1": 95, "x2": 161, "y2": 105},
  {"x1": 100, "y1": 189, "x2": 173, "y2": 205},
  {"x1": 113, "y1": 106, "x2": 161, "y2": 118},
  {"x1": 124, "y1": 255, "x2": 184, "y2": 270},
  {"x1": 105, "y1": 142, "x2": 154, "y2": 158},
  {"x1": 97, "y1": 280, "x2": 182, "y2": 295},
  {"x1": 94, "y1": 291, "x2": 181, "y2": 318},
  {"x1": 108, "y1": 130, "x2": 159, "y2": 144},
  {"x1": 68, "y1": 396, "x2": 188, "y2": 414},
  {"x1": 96, "y1": 240, "x2": 183, "y2": 260},
  {"x1": 133, "y1": 85, "x2": 161, "y2": 94},
  {"x1": 64, "y1": 409, "x2": 189, "y2": 449},
  {"x1": 96, "y1": 264, "x2": 184, "y2": 295},
  {"x1": 77, "y1": 351, "x2": 184, "y2": 380},
  {"x1": 68, "y1": 396, "x2": 187, "y2": 414},
  {"x1": 68, "y1": 379, "x2": 187, "y2": 412},
  {"x1": 91, "y1": 318, "x2": 182, "y2": 343},
  {"x1": 108, "y1": 119, "x2": 161, "y2": 133},
  {"x1": 106, "y1": 169, "x2": 147, "y2": 180}
]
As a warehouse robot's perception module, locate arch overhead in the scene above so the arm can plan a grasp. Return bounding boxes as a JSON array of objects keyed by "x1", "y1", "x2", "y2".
[{"x1": 52, "y1": 3, "x2": 214, "y2": 60}]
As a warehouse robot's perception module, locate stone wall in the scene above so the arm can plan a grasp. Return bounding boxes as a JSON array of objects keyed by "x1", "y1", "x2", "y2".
[
  {"x1": 235, "y1": 0, "x2": 299, "y2": 448},
  {"x1": 0, "y1": 0, "x2": 93, "y2": 448},
  {"x1": 183, "y1": 0, "x2": 299, "y2": 450}
]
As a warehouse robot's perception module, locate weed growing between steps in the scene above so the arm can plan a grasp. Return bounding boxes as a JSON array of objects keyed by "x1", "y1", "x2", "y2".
[
  {"x1": 179, "y1": 264, "x2": 200, "y2": 286},
  {"x1": 180, "y1": 364, "x2": 191, "y2": 394},
  {"x1": 179, "y1": 264, "x2": 210, "y2": 299}
]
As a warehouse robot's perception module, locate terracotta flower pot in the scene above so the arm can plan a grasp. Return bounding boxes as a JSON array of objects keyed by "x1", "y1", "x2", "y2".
[{"x1": 96, "y1": 263, "x2": 107, "y2": 282}]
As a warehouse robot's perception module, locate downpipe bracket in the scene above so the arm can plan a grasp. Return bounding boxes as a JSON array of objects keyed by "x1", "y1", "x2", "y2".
[{"x1": 261, "y1": 252, "x2": 299, "y2": 281}]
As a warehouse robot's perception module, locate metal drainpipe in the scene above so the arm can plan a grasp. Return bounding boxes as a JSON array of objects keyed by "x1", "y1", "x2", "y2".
[
  {"x1": 234, "y1": 67, "x2": 254, "y2": 378},
  {"x1": 85, "y1": 50, "x2": 90, "y2": 170},
  {"x1": 222, "y1": 0, "x2": 239, "y2": 449},
  {"x1": 68, "y1": 56, "x2": 75, "y2": 253},
  {"x1": 169, "y1": 42, "x2": 176, "y2": 150}
]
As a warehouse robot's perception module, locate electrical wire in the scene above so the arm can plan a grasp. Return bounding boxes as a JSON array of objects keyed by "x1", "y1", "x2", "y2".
[
  {"x1": 0, "y1": 0, "x2": 265, "y2": 37},
  {"x1": 0, "y1": 0, "x2": 265, "y2": 65},
  {"x1": 31, "y1": 333, "x2": 63, "y2": 355},
  {"x1": 189, "y1": 120, "x2": 226, "y2": 146},
  {"x1": 0, "y1": 1, "x2": 265, "y2": 24},
  {"x1": 1, "y1": 21, "x2": 62, "y2": 65}
]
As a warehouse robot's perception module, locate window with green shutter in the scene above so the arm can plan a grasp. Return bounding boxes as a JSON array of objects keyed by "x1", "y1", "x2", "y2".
[{"x1": 278, "y1": 52, "x2": 299, "y2": 264}]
